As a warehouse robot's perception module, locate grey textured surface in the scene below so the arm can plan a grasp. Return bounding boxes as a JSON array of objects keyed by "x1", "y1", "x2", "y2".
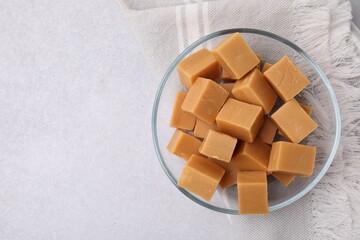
[{"x1": 0, "y1": 0, "x2": 237, "y2": 239}]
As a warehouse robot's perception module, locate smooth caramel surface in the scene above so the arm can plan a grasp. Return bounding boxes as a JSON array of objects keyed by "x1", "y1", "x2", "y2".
[
  {"x1": 232, "y1": 68, "x2": 278, "y2": 114},
  {"x1": 271, "y1": 99, "x2": 318, "y2": 143},
  {"x1": 170, "y1": 92, "x2": 196, "y2": 130},
  {"x1": 182, "y1": 77, "x2": 228, "y2": 124},
  {"x1": 199, "y1": 130, "x2": 237, "y2": 162},
  {"x1": 237, "y1": 171, "x2": 268, "y2": 214},
  {"x1": 167, "y1": 130, "x2": 202, "y2": 160},
  {"x1": 299, "y1": 103, "x2": 312, "y2": 115},
  {"x1": 232, "y1": 137, "x2": 270, "y2": 171},
  {"x1": 177, "y1": 48, "x2": 221, "y2": 89},
  {"x1": 258, "y1": 117, "x2": 277, "y2": 145},
  {"x1": 212, "y1": 33, "x2": 260, "y2": 79},
  {"x1": 216, "y1": 98, "x2": 264, "y2": 142},
  {"x1": 193, "y1": 119, "x2": 218, "y2": 139},
  {"x1": 178, "y1": 154, "x2": 225, "y2": 201},
  {"x1": 264, "y1": 56, "x2": 310, "y2": 101},
  {"x1": 272, "y1": 173, "x2": 295, "y2": 186},
  {"x1": 268, "y1": 141, "x2": 316, "y2": 176}
]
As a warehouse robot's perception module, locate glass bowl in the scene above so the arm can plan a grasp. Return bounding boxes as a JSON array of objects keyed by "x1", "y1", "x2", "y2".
[{"x1": 151, "y1": 28, "x2": 341, "y2": 214}]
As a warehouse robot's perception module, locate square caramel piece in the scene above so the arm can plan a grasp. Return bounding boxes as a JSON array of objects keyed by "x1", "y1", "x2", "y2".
[
  {"x1": 237, "y1": 171, "x2": 268, "y2": 214},
  {"x1": 178, "y1": 154, "x2": 225, "y2": 201},
  {"x1": 182, "y1": 77, "x2": 228, "y2": 124},
  {"x1": 258, "y1": 117, "x2": 277, "y2": 145},
  {"x1": 170, "y1": 92, "x2": 196, "y2": 130},
  {"x1": 264, "y1": 56, "x2": 310, "y2": 101},
  {"x1": 278, "y1": 102, "x2": 313, "y2": 137},
  {"x1": 177, "y1": 48, "x2": 221, "y2": 89},
  {"x1": 262, "y1": 62, "x2": 272, "y2": 72},
  {"x1": 199, "y1": 129, "x2": 237, "y2": 162},
  {"x1": 271, "y1": 99, "x2": 318, "y2": 143},
  {"x1": 216, "y1": 98, "x2": 264, "y2": 143},
  {"x1": 272, "y1": 173, "x2": 295, "y2": 187},
  {"x1": 212, "y1": 33, "x2": 260, "y2": 79},
  {"x1": 167, "y1": 130, "x2": 202, "y2": 160},
  {"x1": 232, "y1": 137, "x2": 270, "y2": 171},
  {"x1": 193, "y1": 119, "x2": 218, "y2": 139},
  {"x1": 268, "y1": 141, "x2": 316, "y2": 176},
  {"x1": 210, "y1": 158, "x2": 241, "y2": 189},
  {"x1": 232, "y1": 68, "x2": 278, "y2": 114},
  {"x1": 219, "y1": 83, "x2": 235, "y2": 98}
]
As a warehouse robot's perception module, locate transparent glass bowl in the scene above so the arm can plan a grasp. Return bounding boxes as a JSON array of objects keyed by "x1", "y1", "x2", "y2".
[{"x1": 151, "y1": 29, "x2": 341, "y2": 214}]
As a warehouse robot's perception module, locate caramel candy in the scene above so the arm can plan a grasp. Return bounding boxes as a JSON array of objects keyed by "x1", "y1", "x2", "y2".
[
  {"x1": 272, "y1": 173, "x2": 295, "y2": 186},
  {"x1": 193, "y1": 119, "x2": 218, "y2": 139},
  {"x1": 170, "y1": 92, "x2": 196, "y2": 130},
  {"x1": 237, "y1": 171, "x2": 268, "y2": 214},
  {"x1": 264, "y1": 56, "x2": 310, "y2": 101},
  {"x1": 268, "y1": 141, "x2": 316, "y2": 176},
  {"x1": 232, "y1": 68, "x2": 278, "y2": 114},
  {"x1": 167, "y1": 130, "x2": 202, "y2": 160},
  {"x1": 210, "y1": 158, "x2": 240, "y2": 189},
  {"x1": 212, "y1": 33, "x2": 260, "y2": 79},
  {"x1": 219, "y1": 83, "x2": 235, "y2": 98},
  {"x1": 178, "y1": 154, "x2": 225, "y2": 201},
  {"x1": 278, "y1": 102, "x2": 313, "y2": 137},
  {"x1": 182, "y1": 77, "x2": 228, "y2": 124},
  {"x1": 232, "y1": 138, "x2": 270, "y2": 171},
  {"x1": 177, "y1": 48, "x2": 221, "y2": 89},
  {"x1": 216, "y1": 98, "x2": 264, "y2": 142},
  {"x1": 199, "y1": 130, "x2": 237, "y2": 162},
  {"x1": 271, "y1": 99, "x2": 318, "y2": 143},
  {"x1": 222, "y1": 70, "x2": 235, "y2": 81},
  {"x1": 262, "y1": 62, "x2": 272, "y2": 72},
  {"x1": 258, "y1": 117, "x2": 277, "y2": 145}
]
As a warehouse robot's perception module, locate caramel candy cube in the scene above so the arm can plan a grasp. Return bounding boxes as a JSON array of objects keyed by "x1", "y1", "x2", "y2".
[
  {"x1": 216, "y1": 98, "x2": 264, "y2": 142},
  {"x1": 178, "y1": 154, "x2": 225, "y2": 201},
  {"x1": 232, "y1": 138, "x2": 270, "y2": 171},
  {"x1": 232, "y1": 68, "x2": 278, "y2": 114},
  {"x1": 182, "y1": 78, "x2": 228, "y2": 124},
  {"x1": 271, "y1": 99, "x2": 318, "y2": 143},
  {"x1": 212, "y1": 33, "x2": 260, "y2": 79},
  {"x1": 167, "y1": 130, "x2": 202, "y2": 160},
  {"x1": 272, "y1": 173, "x2": 295, "y2": 187},
  {"x1": 258, "y1": 117, "x2": 277, "y2": 145},
  {"x1": 193, "y1": 119, "x2": 218, "y2": 139},
  {"x1": 262, "y1": 62, "x2": 272, "y2": 72},
  {"x1": 268, "y1": 141, "x2": 316, "y2": 176},
  {"x1": 264, "y1": 56, "x2": 310, "y2": 101},
  {"x1": 199, "y1": 130, "x2": 237, "y2": 162},
  {"x1": 278, "y1": 102, "x2": 313, "y2": 137},
  {"x1": 177, "y1": 48, "x2": 221, "y2": 89},
  {"x1": 210, "y1": 158, "x2": 240, "y2": 189},
  {"x1": 237, "y1": 171, "x2": 268, "y2": 214},
  {"x1": 219, "y1": 83, "x2": 235, "y2": 98},
  {"x1": 170, "y1": 92, "x2": 196, "y2": 130}
]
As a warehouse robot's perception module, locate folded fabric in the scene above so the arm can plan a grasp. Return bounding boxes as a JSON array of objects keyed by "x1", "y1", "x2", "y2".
[{"x1": 119, "y1": 0, "x2": 360, "y2": 238}]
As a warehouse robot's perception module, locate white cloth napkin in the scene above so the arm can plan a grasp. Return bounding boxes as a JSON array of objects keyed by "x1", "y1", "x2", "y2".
[{"x1": 119, "y1": 0, "x2": 360, "y2": 238}]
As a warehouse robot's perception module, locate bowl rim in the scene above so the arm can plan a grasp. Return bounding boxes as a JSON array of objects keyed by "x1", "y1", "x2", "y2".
[{"x1": 151, "y1": 28, "x2": 341, "y2": 215}]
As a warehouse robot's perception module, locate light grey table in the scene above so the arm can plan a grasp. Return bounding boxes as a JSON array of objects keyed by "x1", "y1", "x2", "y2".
[{"x1": 0, "y1": 1, "x2": 236, "y2": 239}]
